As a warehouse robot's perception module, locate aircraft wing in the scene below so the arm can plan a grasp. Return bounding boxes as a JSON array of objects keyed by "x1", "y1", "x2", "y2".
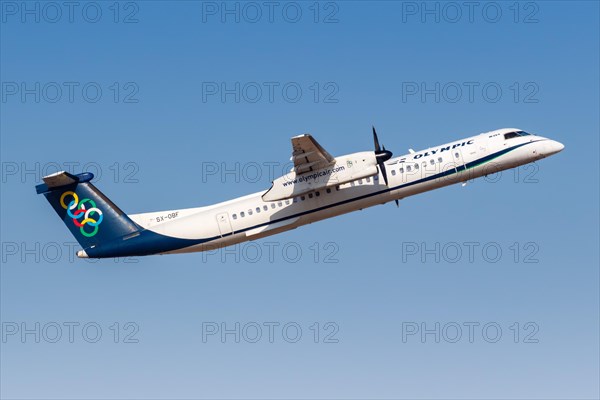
[{"x1": 291, "y1": 134, "x2": 335, "y2": 174}]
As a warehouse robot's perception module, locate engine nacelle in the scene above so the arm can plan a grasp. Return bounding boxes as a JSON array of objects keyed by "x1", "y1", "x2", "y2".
[{"x1": 262, "y1": 151, "x2": 378, "y2": 201}]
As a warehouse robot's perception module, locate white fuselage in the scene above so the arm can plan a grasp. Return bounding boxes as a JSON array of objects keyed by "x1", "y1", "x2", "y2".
[{"x1": 125, "y1": 129, "x2": 563, "y2": 256}]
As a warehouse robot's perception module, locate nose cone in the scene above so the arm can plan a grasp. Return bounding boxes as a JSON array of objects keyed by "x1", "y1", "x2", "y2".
[
  {"x1": 542, "y1": 140, "x2": 565, "y2": 157},
  {"x1": 376, "y1": 149, "x2": 393, "y2": 163}
]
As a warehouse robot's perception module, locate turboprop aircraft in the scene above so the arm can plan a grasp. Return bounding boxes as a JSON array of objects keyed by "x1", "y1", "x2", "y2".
[{"x1": 37, "y1": 128, "x2": 564, "y2": 258}]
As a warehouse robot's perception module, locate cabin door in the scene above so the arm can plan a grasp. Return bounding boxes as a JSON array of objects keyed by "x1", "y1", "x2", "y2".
[
  {"x1": 216, "y1": 212, "x2": 233, "y2": 237},
  {"x1": 451, "y1": 147, "x2": 467, "y2": 182}
]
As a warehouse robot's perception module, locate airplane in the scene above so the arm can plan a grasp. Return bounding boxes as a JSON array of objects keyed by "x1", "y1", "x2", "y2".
[{"x1": 36, "y1": 128, "x2": 564, "y2": 259}]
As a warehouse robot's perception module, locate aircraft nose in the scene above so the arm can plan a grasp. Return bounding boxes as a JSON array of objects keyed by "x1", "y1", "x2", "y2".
[{"x1": 541, "y1": 140, "x2": 565, "y2": 157}]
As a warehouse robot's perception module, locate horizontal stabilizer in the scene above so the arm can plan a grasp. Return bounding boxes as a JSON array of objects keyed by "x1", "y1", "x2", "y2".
[{"x1": 36, "y1": 171, "x2": 94, "y2": 194}]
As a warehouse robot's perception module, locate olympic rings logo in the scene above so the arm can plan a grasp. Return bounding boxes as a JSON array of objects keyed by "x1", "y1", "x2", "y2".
[{"x1": 60, "y1": 191, "x2": 103, "y2": 237}]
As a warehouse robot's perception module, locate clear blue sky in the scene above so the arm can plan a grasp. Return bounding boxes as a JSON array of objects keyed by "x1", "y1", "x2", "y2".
[{"x1": 1, "y1": 1, "x2": 599, "y2": 399}]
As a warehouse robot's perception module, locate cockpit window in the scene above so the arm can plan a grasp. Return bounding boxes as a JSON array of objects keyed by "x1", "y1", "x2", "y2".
[{"x1": 504, "y1": 130, "x2": 533, "y2": 140}]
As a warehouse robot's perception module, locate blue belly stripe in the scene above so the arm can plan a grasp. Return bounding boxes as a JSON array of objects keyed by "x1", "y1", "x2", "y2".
[{"x1": 87, "y1": 140, "x2": 541, "y2": 257}]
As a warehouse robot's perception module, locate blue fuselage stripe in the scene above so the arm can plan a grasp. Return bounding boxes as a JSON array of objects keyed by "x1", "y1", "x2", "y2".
[
  {"x1": 90, "y1": 140, "x2": 539, "y2": 257},
  {"x1": 228, "y1": 140, "x2": 538, "y2": 236}
]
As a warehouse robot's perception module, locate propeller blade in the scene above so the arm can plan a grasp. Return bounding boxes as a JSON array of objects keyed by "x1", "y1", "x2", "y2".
[
  {"x1": 372, "y1": 125, "x2": 393, "y2": 187},
  {"x1": 373, "y1": 126, "x2": 381, "y2": 152},
  {"x1": 379, "y1": 163, "x2": 389, "y2": 186}
]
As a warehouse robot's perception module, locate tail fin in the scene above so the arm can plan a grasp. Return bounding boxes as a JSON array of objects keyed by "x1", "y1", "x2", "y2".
[{"x1": 36, "y1": 171, "x2": 140, "y2": 250}]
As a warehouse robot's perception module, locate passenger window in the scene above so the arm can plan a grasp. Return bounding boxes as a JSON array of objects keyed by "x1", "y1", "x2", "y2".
[
  {"x1": 430, "y1": 159, "x2": 435, "y2": 165},
  {"x1": 278, "y1": 202, "x2": 283, "y2": 207},
  {"x1": 309, "y1": 193, "x2": 313, "y2": 198},
  {"x1": 315, "y1": 191, "x2": 320, "y2": 197},
  {"x1": 301, "y1": 196, "x2": 305, "y2": 201},
  {"x1": 285, "y1": 200, "x2": 290, "y2": 205},
  {"x1": 399, "y1": 168, "x2": 404, "y2": 173},
  {"x1": 240, "y1": 212, "x2": 245, "y2": 217},
  {"x1": 391, "y1": 170, "x2": 396, "y2": 176},
  {"x1": 326, "y1": 188, "x2": 331, "y2": 193},
  {"x1": 256, "y1": 207, "x2": 260, "y2": 213},
  {"x1": 232, "y1": 214, "x2": 237, "y2": 220},
  {"x1": 248, "y1": 209, "x2": 253, "y2": 215},
  {"x1": 366, "y1": 177, "x2": 371, "y2": 183},
  {"x1": 263, "y1": 205, "x2": 268, "y2": 211},
  {"x1": 407, "y1": 166, "x2": 412, "y2": 172},
  {"x1": 455, "y1": 152, "x2": 459, "y2": 158},
  {"x1": 415, "y1": 164, "x2": 419, "y2": 170},
  {"x1": 358, "y1": 179, "x2": 363, "y2": 185},
  {"x1": 438, "y1": 157, "x2": 442, "y2": 163},
  {"x1": 271, "y1": 203, "x2": 276, "y2": 209}
]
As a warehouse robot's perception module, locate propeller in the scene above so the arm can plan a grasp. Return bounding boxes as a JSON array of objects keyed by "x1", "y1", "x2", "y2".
[
  {"x1": 373, "y1": 126, "x2": 393, "y2": 184},
  {"x1": 372, "y1": 126, "x2": 399, "y2": 207}
]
